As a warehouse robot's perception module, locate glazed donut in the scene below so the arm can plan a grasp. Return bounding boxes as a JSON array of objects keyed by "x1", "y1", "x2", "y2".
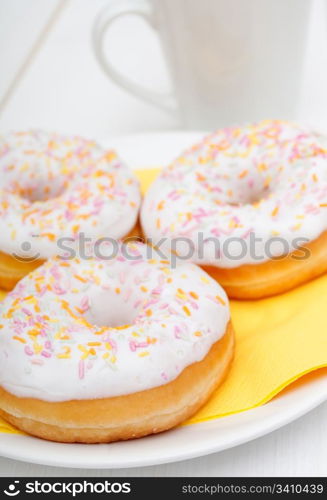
[
  {"x1": 0, "y1": 131, "x2": 141, "y2": 290},
  {"x1": 141, "y1": 120, "x2": 327, "y2": 298},
  {"x1": 0, "y1": 242, "x2": 233, "y2": 443}
]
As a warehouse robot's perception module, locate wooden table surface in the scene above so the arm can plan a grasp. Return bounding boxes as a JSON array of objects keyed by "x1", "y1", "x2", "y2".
[{"x1": 0, "y1": 0, "x2": 326, "y2": 477}]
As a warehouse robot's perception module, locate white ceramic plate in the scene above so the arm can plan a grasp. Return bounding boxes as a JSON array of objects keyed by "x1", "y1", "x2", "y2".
[{"x1": 0, "y1": 132, "x2": 326, "y2": 469}]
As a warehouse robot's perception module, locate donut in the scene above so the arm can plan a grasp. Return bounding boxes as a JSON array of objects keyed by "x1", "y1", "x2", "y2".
[
  {"x1": 141, "y1": 120, "x2": 327, "y2": 299},
  {"x1": 0, "y1": 130, "x2": 141, "y2": 290},
  {"x1": 0, "y1": 242, "x2": 233, "y2": 443}
]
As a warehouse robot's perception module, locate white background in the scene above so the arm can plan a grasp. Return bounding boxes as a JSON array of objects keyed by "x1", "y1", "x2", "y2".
[{"x1": 0, "y1": 0, "x2": 326, "y2": 477}]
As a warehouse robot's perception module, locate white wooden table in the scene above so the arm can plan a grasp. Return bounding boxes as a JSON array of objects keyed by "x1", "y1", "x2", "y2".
[{"x1": 0, "y1": 0, "x2": 327, "y2": 477}]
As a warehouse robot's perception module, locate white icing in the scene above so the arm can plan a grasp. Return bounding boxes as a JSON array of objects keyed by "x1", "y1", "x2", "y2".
[
  {"x1": 141, "y1": 121, "x2": 327, "y2": 268},
  {"x1": 0, "y1": 243, "x2": 230, "y2": 401}
]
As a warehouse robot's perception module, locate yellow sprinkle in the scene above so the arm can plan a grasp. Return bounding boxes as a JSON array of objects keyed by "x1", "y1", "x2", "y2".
[
  {"x1": 194, "y1": 331, "x2": 202, "y2": 337},
  {"x1": 183, "y1": 305, "x2": 191, "y2": 316},
  {"x1": 271, "y1": 206, "x2": 279, "y2": 217},
  {"x1": 312, "y1": 173, "x2": 318, "y2": 182},
  {"x1": 115, "y1": 287, "x2": 121, "y2": 294},
  {"x1": 87, "y1": 342, "x2": 101, "y2": 347},
  {"x1": 140, "y1": 286, "x2": 148, "y2": 292},
  {"x1": 28, "y1": 329, "x2": 40, "y2": 337},
  {"x1": 57, "y1": 347, "x2": 71, "y2": 359},
  {"x1": 115, "y1": 324, "x2": 131, "y2": 330},
  {"x1": 138, "y1": 351, "x2": 149, "y2": 357},
  {"x1": 200, "y1": 276, "x2": 210, "y2": 284},
  {"x1": 33, "y1": 343, "x2": 43, "y2": 354}
]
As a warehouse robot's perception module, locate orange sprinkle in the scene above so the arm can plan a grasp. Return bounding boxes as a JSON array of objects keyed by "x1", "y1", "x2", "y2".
[
  {"x1": 190, "y1": 291, "x2": 199, "y2": 299},
  {"x1": 312, "y1": 173, "x2": 318, "y2": 182},
  {"x1": 157, "y1": 200, "x2": 165, "y2": 210},
  {"x1": 238, "y1": 169, "x2": 248, "y2": 179},
  {"x1": 216, "y1": 295, "x2": 226, "y2": 306},
  {"x1": 115, "y1": 287, "x2": 121, "y2": 294},
  {"x1": 156, "y1": 218, "x2": 161, "y2": 229},
  {"x1": 320, "y1": 203, "x2": 327, "y2": 207},
  {"x1": 146, "y1": 309, "x2": 152, "y2": 317},
  {"x1": 140, "y1": 286, "x2": 148, "y2": 292},
  {"x1": 74, "y1": 274, "x2": 87, "y2": 283},
  {"x1": 271, "y1": 206, "x2": 279, "y2": 217},
  {"x1": 196, "y1": 172, "x2": 206, "y2": 182},
  {"x1": 87, "y1": 342, "x2": 101, "y2": 347},
  {"x1": 40, "y1": 233, "x2": 56, "y2": 242},
  {"x1": 194, "y1": 331, "x2": 202, "y2": 337},
  {"x1": 13, "y1": 336, "x2": 26, "y2": 344}
]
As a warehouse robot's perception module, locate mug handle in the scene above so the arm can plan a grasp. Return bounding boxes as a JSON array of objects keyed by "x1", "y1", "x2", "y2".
[{"x1": 92, "y1": 0, "x2": 177, "y2": 113}]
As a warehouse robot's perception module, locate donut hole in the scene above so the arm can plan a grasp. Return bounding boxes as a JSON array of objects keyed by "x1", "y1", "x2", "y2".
[
  {"x1": 80, "y1": 288, "x2": 143, "y2": 329},
  {"x1": 13, "y1": 180, "x2": 67, "y2": 203},
  {"x1": 203, "y1": 161, "x2": 280, "y2": 206}
]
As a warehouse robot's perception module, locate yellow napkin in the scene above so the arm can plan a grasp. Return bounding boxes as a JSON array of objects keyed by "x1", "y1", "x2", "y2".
[{"x1": 1, "y1": 167, "x2": 326, "y2": 435}]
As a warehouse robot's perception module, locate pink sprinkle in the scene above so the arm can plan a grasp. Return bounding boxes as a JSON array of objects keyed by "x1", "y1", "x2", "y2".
[
  {"x1": 53, "y1": 283, "x2": 66, "y2": 295},
  {"x1": 119, "y1": 271, "x2": 126, "y2": 284},
  {"x1": 124, "y1": 289, "x2": 132, "y2": 302},
  {"x1": 50, "y1": 265, "x2": 61, "y2": 280},
  {"x1": 24, "y1": 346, "x2": 33, "y2": 356},
  {"x1": 134, "y1": 299, "x2": 142, "y2": 309},
  {"x1": 22, "y1": 308, "x2": 32, "y2": 316},
  {"x1": 79, "y1": 360, "x2": 85, "y2": 379},
  {"x1": 44, "y1": 340, "x2": 52, "y2": 350},
  {"x1": 80, "y1": 295, "x2": 90, "y2": 312},
  {"x1": 129, "y1": 341, "x2": 136, "y2": 352},
  {"x1": 174, "y1": 325, "x2": 181, "y2": 339},
  {"x1": 143, "y1": 299, "x2": 158, "y2": 309},
  {"x1": 41, "y1": 350, "x2": 51, "y2": 358},
  {"x1": 31, "y1": 359, "x2": 44, "y2": 366}
]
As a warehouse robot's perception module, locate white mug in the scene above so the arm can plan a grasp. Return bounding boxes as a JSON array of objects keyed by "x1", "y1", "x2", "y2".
[{"x1": 93, "y1": 0, "x2": 312, "y2": 129}]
